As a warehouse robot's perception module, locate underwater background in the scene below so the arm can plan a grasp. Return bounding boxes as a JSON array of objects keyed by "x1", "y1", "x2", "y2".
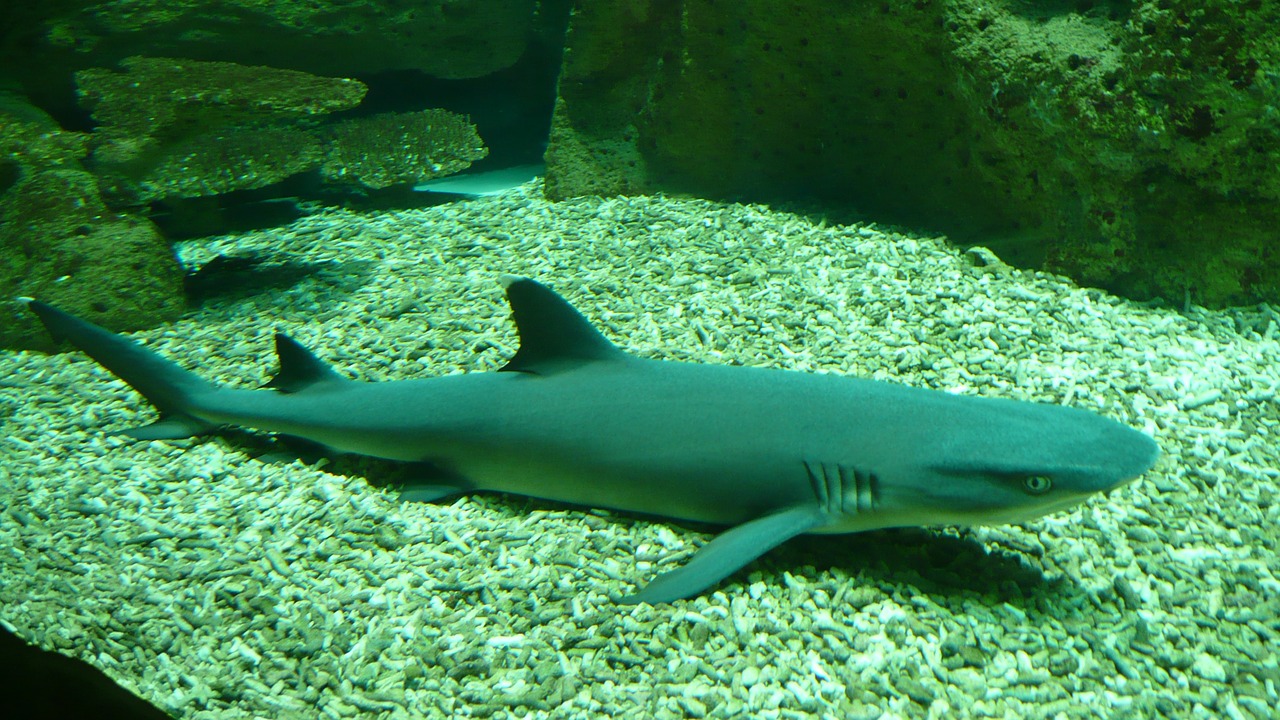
[{"x1": 1, "y1": 2, "x2": 1278, "y2": 719}]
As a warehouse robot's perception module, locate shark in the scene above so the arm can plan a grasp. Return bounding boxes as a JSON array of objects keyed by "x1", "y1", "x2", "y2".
[
  {"x1": 27, "y1": 277, "x2": 1159, "y2": 604},
  {"x1": 413, "y1": 163, "x2": 545, "y2": 197}
]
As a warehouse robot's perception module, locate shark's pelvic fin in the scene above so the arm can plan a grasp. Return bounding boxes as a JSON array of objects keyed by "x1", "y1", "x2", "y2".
[
  {"x1": 265, "y1": 334, "x2": 347, "y2": 393},
  {"x1": 620, "y1": 505, "x2": 829, "y2": 605},
  {"x1": 498, "y1": 275, "x2": 627, "y2": 375},
  {"x1": 122, "y1": 416, "x2": 217, "y2": 441},
  {"x1": 25, "y1": 301, "x2": 217, "y2": 439}
]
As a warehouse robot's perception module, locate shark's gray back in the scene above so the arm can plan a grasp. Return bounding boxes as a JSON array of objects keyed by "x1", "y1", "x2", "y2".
[{"x1": 196, "y1": 354, "x2": 1139, "y2": 526}]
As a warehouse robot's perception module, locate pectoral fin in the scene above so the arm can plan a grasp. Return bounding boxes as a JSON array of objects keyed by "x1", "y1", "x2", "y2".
[{"x1": 621, "y1": 505, "x2": 827, "y2": 605}]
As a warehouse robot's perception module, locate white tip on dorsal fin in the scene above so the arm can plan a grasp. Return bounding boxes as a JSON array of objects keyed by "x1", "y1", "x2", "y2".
[{"x1": 498, "y1": 277, "x2": 627, "y2": 375}]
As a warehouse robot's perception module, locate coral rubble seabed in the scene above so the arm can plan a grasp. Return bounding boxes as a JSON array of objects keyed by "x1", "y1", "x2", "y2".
[{"x1": 1, "y1": 183, "x2": 1277, "y2": 719}]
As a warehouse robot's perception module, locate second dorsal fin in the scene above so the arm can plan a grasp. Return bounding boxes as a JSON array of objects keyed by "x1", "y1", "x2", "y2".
[
  {"x1": 498, "y1": 276, "x2": 627, "y2": 375},
  {"x1": 266, "y1": 334, "x2": 347, "y2": 393}
]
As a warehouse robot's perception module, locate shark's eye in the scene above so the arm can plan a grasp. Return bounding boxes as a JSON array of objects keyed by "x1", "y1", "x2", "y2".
[{"x1": 1023, "y1": 476, "x2": 1053, "y2": 495}]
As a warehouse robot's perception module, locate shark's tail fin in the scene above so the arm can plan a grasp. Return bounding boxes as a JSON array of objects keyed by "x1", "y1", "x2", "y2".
[{"x1": 27, "y1": 301, "x2": 218, "y2": 439}]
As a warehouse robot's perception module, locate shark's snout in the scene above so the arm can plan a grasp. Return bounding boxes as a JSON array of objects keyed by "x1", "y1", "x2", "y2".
[{"x1": 1078, "y1": 418, "x2": 1160, "y2": 493}]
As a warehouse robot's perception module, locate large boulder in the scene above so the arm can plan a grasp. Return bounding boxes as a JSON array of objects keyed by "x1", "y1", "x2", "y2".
[
  {"x1": 74, "y1": 57, "x2": 488, "y2": 202},
  {"x1": 19, "y1": 0, "x2": 535, "y2": 84},
  {"x1": 546, "y1": 0, "x2": 1280, "y2": 307},
  {"x1": 0, "y1": 105, "x2": 183, "y2": 350}
]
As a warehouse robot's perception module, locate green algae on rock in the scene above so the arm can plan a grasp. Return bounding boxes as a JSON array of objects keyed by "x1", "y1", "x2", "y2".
[
  {"x1": 76, "y1": 56, "x2": 367, "y2": 166},
  {"x1": 75, "y1": 58, "x2": 488, "y2": 201},
  {"x1": 76, "y1": 57, "x2": 366, "y2": 203},
  {"x1": 545, "y1": 0, "x2": 1280, "y2": 307},
  {"x1": 0, "y1": 104, "x2": 183, "y2": 350},
  {"x1": 39, "y1": 0, "x2": 535, "y2": 80},
  {"x1": 945, "y1": 0, "x2": 1280, "y2": 307},
  {"x1": 322, "y1": 110, "x2": 489, "y2": 190},
  {"x1": 132, "y1": 127, "x2": 326, "y2": 202},
  {"x1": 0, "y1": 164, "x2": 183, "y2": 351}
]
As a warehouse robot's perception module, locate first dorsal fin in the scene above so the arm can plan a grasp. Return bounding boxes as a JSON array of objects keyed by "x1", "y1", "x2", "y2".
[
  {"x1": 499, "y1": 276, "x2": 627, "y2": 375},
  {"x1": 265, "y1": 334, "x2": 346, "y2": 393}
]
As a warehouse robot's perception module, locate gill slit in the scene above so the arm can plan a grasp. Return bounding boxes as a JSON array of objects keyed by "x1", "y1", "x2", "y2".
[{"x1": 803, "y1": 460, "x2": 878, "y2": 515}]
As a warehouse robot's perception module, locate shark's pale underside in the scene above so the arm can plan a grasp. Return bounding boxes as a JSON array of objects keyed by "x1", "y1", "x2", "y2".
[{"x1": 28, "y1": 278, "x2": 1159, "y2": 603}]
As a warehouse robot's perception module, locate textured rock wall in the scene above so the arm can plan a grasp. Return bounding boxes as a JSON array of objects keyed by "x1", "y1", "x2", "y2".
[
  {"x1": 547, "y1": 0, "x2": 1280, "y2": 307},
  {"x1": 0, "y1": 0, "x2": 531, "y2": 348},
  {"x1": 0, "y1": 98, "x2": 183, "y2": 350}
]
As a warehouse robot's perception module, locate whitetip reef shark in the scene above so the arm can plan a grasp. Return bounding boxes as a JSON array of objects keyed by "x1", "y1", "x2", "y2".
[{"x1": 27, "y1": 277, "x2": 1159, "y2": 604}]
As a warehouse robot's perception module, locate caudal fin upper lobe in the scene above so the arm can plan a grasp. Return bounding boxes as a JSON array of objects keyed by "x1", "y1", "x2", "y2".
[{"x1": 27, "y1": 302, "x2": 217, "y2": 439}]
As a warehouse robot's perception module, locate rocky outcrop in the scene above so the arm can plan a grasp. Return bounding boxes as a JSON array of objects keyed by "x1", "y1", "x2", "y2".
[
  {"x1": 75, "y1": 57, "x2": 364, "y2": 202},
  {"x1": 546, "y1": 0, "x2": 1280, "y2": 307},
  {"x1": 23, "y1": 0, "x2": 535, "y2": 83},
  {"x1": 0, "y1": 0, "x2": 534, "y2": 349},
  {"x1": 0, "y1": 100, "x2": 184, "y2": 350},
  {"x1": 321, "y1": 110, "x2": 488, "y2": 190},
  {"x1": 74, "y1": 57, "x2": 487, "y2": 202}
]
